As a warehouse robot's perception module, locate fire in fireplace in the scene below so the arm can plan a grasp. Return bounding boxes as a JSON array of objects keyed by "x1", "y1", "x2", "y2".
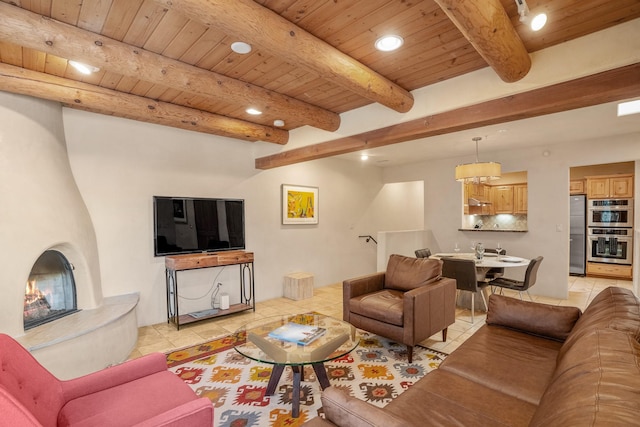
[{"x1": 24, "y1": 250, "x2": 79, "y2": 330}]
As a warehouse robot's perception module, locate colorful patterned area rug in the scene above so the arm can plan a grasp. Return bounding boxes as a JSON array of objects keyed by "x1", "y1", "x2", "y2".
[{"x1": 166, "y1": 330, "x2": 447, "y2": 427}]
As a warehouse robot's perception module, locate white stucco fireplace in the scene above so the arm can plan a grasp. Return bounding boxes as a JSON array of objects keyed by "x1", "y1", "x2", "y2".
[{"x1": 0, "y1": 91, "x2": 138, "y2": 379}]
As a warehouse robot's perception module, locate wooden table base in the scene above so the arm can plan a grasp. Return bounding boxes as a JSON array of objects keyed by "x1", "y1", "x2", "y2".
[{"x1": 265, "y1": 363, "x2": 330, "y2": 418}]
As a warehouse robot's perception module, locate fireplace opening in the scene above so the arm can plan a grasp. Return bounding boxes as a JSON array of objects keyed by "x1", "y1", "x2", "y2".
[{"x1": 24, "y1": 250, "x2": 79, "y2": 330}]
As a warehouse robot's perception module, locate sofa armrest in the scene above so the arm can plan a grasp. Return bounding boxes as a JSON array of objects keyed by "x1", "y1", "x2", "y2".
[
  {"x1": 321, "y1": 387, "x2": 405, "y2": 427},
  {"x1": 486, "y1": 294, "x2": 582, "y2": 341},
  {"x1": 61, "y1": 353, "x2": 169, "y2": 401},
  {"x1": 403, "y1": 277, "x2": 457, "y2": 343},
  {"x1": 343, "y1": 273, "x2": 385, "y2": 321}
]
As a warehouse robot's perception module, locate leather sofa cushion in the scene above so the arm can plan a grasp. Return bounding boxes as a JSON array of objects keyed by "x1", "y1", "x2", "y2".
[
  {"x1": 486, "y1": 294, "x2": 582, "y2": 341},
  {"x1": 385, "y1": 254, "x2": 442, "y2": 292},
  {"x1": 349, "y1": 289, "x2": 404, "y2": 326},
  {"x1": 438, "y1": 325, "x2": 562, "y2": 405},
  {"x1": 386, "y1": 369, "x2": 537, "y2": 426},
  {"x1": 530, "y1": 328, "x2": 640, "y2": 426},
  {"x1": 558, "y1": 286, "x2": 640, "y2": 362}
]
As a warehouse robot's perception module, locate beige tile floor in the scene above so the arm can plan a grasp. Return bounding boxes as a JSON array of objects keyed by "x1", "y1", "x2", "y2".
[{"x1": 128, "y1": 275, "x2": 633, "y2": 359}]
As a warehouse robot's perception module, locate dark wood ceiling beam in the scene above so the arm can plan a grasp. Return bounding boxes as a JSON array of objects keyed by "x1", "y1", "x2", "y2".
[
  {"x1": 255, "y1": 62, "x2": 640, "y2": 169},
  {"x1": 156, "y1": 0, "x2": 415, "y2": 113},
  {"x1": 0, "y1": 63, "x2": 288, "y2": 144},
  {"x1": 433, "y1": 0, "x2": 531, "y2": 82},
  {"x1": 0, "y1": 2, "x2": 339, "y2": 133}
]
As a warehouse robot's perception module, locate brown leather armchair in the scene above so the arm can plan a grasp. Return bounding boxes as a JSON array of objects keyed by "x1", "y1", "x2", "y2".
[{"x1": 343, "y1": 254, "x2": 457, "y2": 362}]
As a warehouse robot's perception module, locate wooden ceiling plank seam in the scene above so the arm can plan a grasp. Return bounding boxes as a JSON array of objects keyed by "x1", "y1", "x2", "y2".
[
  {"x1": 357, "y1": 25, "x2": 466, "y2": 73},
  {"x1": 0, "y1": 42, "x2": 24, "y2": 67},
  {"x1": 522, "y1": 5, "x2": 640, "y2": 53},
  {"x1": 76, "y1": 0, "x2": 114, "y2": 33},
  {"x1": 333, "y1": 4, "x2": 450, "y2": 55},
  {"x1": 0, "y1": 2, "x2": 340, "y2": 131},
  {"x1": 276, "y1": 0, "x2": 330, "y2": 25},
  {"x1": 316, "y1": 0, "x2": 426, "y2": 48},
  {"x1": 50, "y1": 0, "x2": 82, "y2": 25},
  {"x1": 22, "y1": 48, "x2": 47, "y2": 72},
  {"x1": 129, "y1": 79, "x2": 156, "y2": 97},
  {"x1": 121, "y1": 0, "x2": 169, "y2": 47},
  {"x1": 160, "y1": 19, "x2": 208, "y2": 60},
  {"x1": 306, "y1": 0, "x2": 392, "y2": 41},
  {"x1": 100, "y1": 0, "x2": 145, "y2": 41},
  {"x1": 98, "y1": 70, "x2": 125, "y2": 89},
  {"x1": 255, "y1": 62, "x2": 640, "y2": 169},
  {"x1": 177, "y1": 25, "x2": 227, "y2": 66},
  {"x1": 157, "y1": 0, "x2": 415, "y2": 113},
  {"x1": 142, "y1": 8, "x2": 190, "y2": 55},
  {"x1": 43, "y1": 52, "x2": 66, "y2": 77},
  {"x1": 0, "y1": 63, "x2": 288, "y2": 143},
  {"x1": 19, "y1": 0, "x2": 52, "y2": 15}
]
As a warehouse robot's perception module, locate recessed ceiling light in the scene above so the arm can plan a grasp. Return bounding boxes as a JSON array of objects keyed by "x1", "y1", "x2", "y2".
[
  {"x1": 69, "y1": 60, "x2": 100, "y2": 75},
  {"x1": 273, "y1": 119, "x2": 285, "y2": 127},
  {"x1": 246, "y1": 108, "x2": 262, "y2": 115},
  {"x1": 375, "y1": 35, "x2": 404, "y2": 52},
  {"x1": 617, "y1": 99, "x2": 640, "y2": 116},
  {"x1": 361, "y1": 154, "x2": 369, "y2": 161},
  {"x1": 231, "y1": 41, "x2": 252, "y2": 54},
  {"x1": 530, "y1": 13, "x2": 547, "y2": 31}
]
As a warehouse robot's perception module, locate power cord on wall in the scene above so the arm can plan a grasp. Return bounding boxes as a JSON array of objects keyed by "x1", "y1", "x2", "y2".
[{"x1": 177, "y1": 266, "x2": 226, "y2": 309}]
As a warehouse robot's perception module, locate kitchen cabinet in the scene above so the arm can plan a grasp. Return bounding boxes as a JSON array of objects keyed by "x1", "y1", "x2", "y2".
[
  {"x1": 570, "y1": 180, "x2": 585, "y2": 195},
  {"x1": 464, "y1": 183, "x2": 491, "y2": 215},
  {"x1": 586, "y1": 174, "x2": 633, "y2": 199},
  {"x1": 493, "y1": 185, "x2": 514, "y2": 214},
  {"x1": 514, "y1": 184, "x2": 528, "y2": 214}
]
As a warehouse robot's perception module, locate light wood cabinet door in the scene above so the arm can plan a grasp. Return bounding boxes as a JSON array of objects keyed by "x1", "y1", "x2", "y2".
[
  {"x1": 587, "y1": 175, "x2": 634, "y2": 198},
  {"x1": 493, "y1": 185, "x2": 514, "y2": 214},
  {"x1": 570, "y1": 180, "x2": 585, "y2": 195},
  {"x1": 587, "y1": 178, "x2": 610, "y2": 198},
  {"x1": 610, "y1": 176, "x2": 633, "y2": 198},
  {"x1": 514, "y1": 184, "x2": 527, "y2": 214}
]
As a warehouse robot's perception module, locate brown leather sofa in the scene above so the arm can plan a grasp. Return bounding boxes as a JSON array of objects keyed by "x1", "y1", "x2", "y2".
[{"x1": 304, "y1": 286, "x2": 640, "y2": 426}]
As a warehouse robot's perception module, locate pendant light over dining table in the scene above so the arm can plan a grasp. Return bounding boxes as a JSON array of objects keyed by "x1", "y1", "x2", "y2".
[{"x1": 455, "y1": 137, "x2": 501, "y2": 183}]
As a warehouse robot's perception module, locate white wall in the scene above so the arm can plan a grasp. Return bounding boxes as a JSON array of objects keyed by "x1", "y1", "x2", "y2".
[
  {"x1": 62, "y1": 109, "x2": 418, "y2": 326},
  {"x1": 384, "y1": 134, "x2": 640, "y2": 299}
]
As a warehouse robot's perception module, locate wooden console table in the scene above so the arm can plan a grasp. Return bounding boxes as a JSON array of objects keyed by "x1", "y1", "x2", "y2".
[{"x1": 165, "y1": 250, "x2": 255, "y2": 330}]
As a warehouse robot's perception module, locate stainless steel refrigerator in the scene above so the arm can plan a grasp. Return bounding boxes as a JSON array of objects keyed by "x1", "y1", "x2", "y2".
[{"x1": 570, "y1": 195, "x2": 586, "y2": 275}]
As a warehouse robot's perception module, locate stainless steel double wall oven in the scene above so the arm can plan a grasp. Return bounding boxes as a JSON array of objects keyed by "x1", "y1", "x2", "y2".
[{"x1": 587, "y1": 199, "x2": 633, "y2": 265}]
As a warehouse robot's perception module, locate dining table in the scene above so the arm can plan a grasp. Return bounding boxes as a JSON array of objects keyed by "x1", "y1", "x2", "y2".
[{"x1": 430, "y1": 252, "x2": 531, "y2": 311}]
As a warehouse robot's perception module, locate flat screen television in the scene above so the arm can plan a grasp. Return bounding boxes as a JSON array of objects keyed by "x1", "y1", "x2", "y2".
[{"x1": 153, "y1": 196, "x2": 245, "y2": 256}]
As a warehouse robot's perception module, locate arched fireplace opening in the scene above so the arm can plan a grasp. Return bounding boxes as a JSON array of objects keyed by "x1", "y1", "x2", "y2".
[{"x1": 24, "y1": 250, "x2": 79, "y2": 330}]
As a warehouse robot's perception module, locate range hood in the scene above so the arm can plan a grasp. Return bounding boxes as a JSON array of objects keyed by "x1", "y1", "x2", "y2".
[{"x1": 468, "y1": 197, "x2": 492, "y2": 206}]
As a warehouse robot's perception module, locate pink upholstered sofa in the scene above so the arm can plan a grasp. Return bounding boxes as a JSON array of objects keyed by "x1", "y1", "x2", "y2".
[{"x1": 0, "y1": 333, "x2": 213, "y2": 426}]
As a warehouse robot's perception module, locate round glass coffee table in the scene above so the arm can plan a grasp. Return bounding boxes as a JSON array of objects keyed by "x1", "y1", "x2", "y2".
[{"x1": 234, "y1": 313, "x2": 359, "y2": 418}]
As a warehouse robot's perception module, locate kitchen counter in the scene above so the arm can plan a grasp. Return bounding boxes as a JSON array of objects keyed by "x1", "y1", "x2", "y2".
[{"x1": 458, "y1": 228, "x2": 528, "y2": 232}]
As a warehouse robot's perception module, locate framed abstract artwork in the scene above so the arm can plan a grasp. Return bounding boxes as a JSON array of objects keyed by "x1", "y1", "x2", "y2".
[{"x1": 282, "y1": 184, "x2": 319, "y2": 225}]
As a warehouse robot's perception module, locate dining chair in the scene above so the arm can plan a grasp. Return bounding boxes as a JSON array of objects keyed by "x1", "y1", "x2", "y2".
[
  {"x1": 441, "y1": 257, "x2": 489, "y2": 324},
  {"x1": 414, "y1": 248, "x2": 432, "y2": 258},
  {"x1": 491, "y1": 256, "x2": 543, "y2": 301}
]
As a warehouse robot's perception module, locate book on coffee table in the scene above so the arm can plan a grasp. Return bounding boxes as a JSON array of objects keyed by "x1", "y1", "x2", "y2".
[{"x1": 268, "y1": 322, "x2": 326, "y2": 345}]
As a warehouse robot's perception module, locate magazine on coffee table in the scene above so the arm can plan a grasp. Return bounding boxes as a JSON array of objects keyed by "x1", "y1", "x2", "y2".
[{"x1": 268, "y1": 322, "x2": 327, "y2": 345}]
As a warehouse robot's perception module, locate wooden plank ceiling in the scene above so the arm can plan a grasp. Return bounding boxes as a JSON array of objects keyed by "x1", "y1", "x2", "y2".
[{"x1": 0, "y1": 0, "x2": 638, "y2": 151}]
